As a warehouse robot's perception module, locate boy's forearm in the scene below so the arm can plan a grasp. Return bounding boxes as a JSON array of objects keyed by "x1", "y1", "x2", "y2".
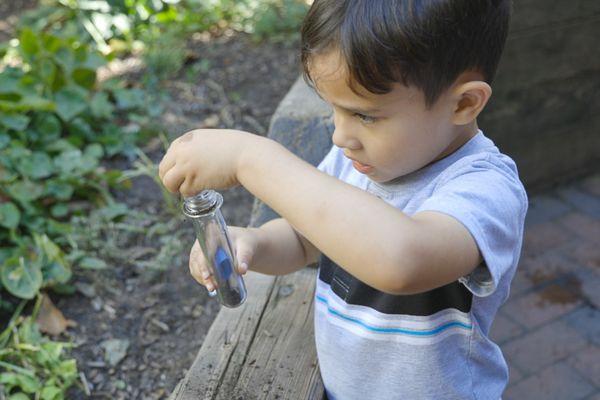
[
  {"x1": 237, "y1": 137, "x2": 419, "y2": 294},
  {"x1": 250, "y1": 218, "x2": 316, "y2": 276}
]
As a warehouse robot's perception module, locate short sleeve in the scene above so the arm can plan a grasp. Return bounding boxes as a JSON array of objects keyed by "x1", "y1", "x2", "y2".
[
  {"x1": 317, "y1": 145, "x2": 338, "y2": 176},
  {"x1": 416, "y1": 157, "x2": 528, "y2": 297}
]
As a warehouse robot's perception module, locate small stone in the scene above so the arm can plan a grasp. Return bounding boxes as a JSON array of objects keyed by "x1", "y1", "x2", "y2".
[
  {"x1": 150, "y1": 318, "x2": 170, "y2": 333},
  {"x1": 92, "y1": 297, "x2": 103, "y2": 312},
  {"x1": 75, "y1": 282, "x2": 97, "y2": 298},
  {"x1": 192, "y1": 305, "x2": 204, "y2": 318},
  {"x1": 101, "y1": 339, "x2": 130, "y2": 367},
  {"x1": 92, "y1": 373, "x2": 104, "y2": 384}
]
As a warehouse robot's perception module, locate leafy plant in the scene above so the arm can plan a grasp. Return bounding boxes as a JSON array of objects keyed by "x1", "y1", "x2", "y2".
[
  {"x1": 0, "y1": 298, "x2": 79, "y2": 399},
  {"x1": 252, "y1": 0, "x2": 309, "y2": 42},
  {"x1": 0, "y1": 26, "x2": 148, "y2": 301}
]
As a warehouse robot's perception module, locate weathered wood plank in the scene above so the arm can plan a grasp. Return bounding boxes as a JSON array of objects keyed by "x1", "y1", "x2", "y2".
[
  {"x1": 231, "y1": 269, "x2": 322, "y2": 400},
  {"x1": 170, "y1": 268, "x2": 324, "y2": 400},
  {"x1": 170, "y1": 271, "x2": 277, "y2": 400}
]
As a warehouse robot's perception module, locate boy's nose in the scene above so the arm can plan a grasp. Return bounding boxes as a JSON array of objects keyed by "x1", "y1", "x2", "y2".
[{"x1": 332, "y1": 117, "x2": 362, "y2": 151}]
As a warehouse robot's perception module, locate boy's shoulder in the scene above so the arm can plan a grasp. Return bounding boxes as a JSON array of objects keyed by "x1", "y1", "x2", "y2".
[{"x1": 433, "y1": 133, "x2": 523, "y2": 189}]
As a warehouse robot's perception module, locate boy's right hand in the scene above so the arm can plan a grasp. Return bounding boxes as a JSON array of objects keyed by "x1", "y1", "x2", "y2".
[{"x1": 189, "y1": 226, "x2": 257, "y2": 293}]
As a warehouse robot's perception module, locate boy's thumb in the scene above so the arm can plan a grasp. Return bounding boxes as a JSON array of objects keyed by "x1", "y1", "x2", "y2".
[{"x1": 235, "y1": 241, "x2": 253, "y2": 275}]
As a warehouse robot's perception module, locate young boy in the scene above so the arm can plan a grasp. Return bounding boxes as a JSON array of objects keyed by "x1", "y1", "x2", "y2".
[{"x1": 159, "y1": 0, "x2": 527, "y2": 398}]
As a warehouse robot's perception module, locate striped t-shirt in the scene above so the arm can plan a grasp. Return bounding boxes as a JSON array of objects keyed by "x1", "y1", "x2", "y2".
[{"x1": 315, "y1": 131, "x2": 528, "y2": 400}]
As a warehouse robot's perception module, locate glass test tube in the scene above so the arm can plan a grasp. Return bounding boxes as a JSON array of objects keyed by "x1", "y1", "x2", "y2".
[{"x1": 182, "y1": 190, "x2": 247, "y2": 308}]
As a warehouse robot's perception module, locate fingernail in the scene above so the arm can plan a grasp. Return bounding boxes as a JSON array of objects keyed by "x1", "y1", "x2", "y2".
[{"x1": 240, "y1": 262, "x2": 248, "y2": 273}]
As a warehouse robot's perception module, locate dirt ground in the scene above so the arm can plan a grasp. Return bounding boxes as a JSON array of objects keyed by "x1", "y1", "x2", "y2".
[
  {"x1": 0, "y1": 0, "x2": 37, "y2": 42},
  {"x1": 1, "y1": 4, "x2": 301, "y2": 398},
  {"x1": 58, "y1": 36, "x2": 300, "y2": 399}
]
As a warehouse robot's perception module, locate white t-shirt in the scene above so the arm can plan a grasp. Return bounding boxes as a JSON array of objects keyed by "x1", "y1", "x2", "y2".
[{"x1": 315, "y1": 131, "x2": 528, "y2": 400}]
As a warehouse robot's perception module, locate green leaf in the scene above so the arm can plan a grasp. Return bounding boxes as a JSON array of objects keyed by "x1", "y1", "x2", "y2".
[
  {"x1": 0, "y1": 70, "x2": 23, "y2": 94},
  {"x1": 0, "y1": 202, "x2": 20, "y2": 229},
  {"x1": 19, "y1": 28, "x2": 40, "y2": 59},
  {"x1": 57, "y1": 359, "x2": 77, "y2": 377},
  {"x1": 72, "y1": 68, "x2": 96, "y2": 89},
  {"x1": 67, "y1": 117, "x2": 94, "y2": 140},
  {"x1": 8, "y1": 393, "x2": 31, "y2": 400},
  {"x1": 81, "y1": 51, "x2": 106, "y2": 70},
  {"x1": 0, "y1": 256, "x2": 43, "y2": 299},
  {"x1": 84, "y1": 143, "x2": 104, "y2": 159},
  {"x1": 78, "y1": 257, "x2": 107, "y2": 270},
  {"x1": 41, "y1": 386, "x2": 62, "y2": 400},
  {"x1": 41, "y1": 34, "x2": 63, "y2": 54},
  {"x1": 17, "y1": 152, "x2": 54, "y2": 179},
  {"x1": 90, "y1": 91, "x2": 114, "y2": 119},
  {"x1": 46, "y1": 219, "x2": 72, "y2": 236},
  {"x1": 0, "y1": 132, "x2": 10, "y2": 149},
  {"x1": 113, "y1": 87, "x2": 145, "y2": 110},
  {"x1": 50, "y1": 282, "x2": 76, "y2": 295},
  {"x1": 50, "y1": 203, "x2": 69, "y2": 218},
  {"x1": 0, "y1": 165, "x2": 18, "y2": 183},
  {"x1": 0, "y1": 96, "x2": 56, "y2": 112},
  {"x1": 33, "y1": 114, "x2": 62, "y2": 141},
  {"x1": 54, "y1": 86, "x2": 88, "y2": 121},
  {"x1": 43, "y1": 261, "x2": 72, "y2": 285},
  {"x1": 44, "y1": 181, "x2": 74, "y2": 201},
  {"x1": 7, "y1": 180, "x2": 44, "y2": 202},
  {"x1": 98, "y1": 202, "x2": 128, "y2": 220},
  {"x1": 0, "y1": 112, "x2": 30, "y2": 131},
  {"x1": 39, "y1": 58, "x2": 57, "y2": 88},
  {"x1": 53, "y1": 149, "x2": 83, "y2": 175},
  {"x1": 7, "y1": 180, "x2": 45, "y2": 202},
  {"x1": 34, "y1": 233, "x2": 61, "y2": 260}
]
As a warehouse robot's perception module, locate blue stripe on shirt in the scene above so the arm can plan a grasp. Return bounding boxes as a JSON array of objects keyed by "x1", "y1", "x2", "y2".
[{"x1": 316, "y1": 295, "x2": 472, "y2": 336}]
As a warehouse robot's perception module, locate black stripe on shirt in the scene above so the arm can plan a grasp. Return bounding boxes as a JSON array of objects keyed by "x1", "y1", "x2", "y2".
[{"x1": 318, "y1": 255, "x2": 472, "y2": 316}]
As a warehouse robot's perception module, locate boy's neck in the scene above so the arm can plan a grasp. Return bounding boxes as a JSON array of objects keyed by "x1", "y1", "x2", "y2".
[{"x1": 431, "y1": 121, "x2": 479, "y2": 164}]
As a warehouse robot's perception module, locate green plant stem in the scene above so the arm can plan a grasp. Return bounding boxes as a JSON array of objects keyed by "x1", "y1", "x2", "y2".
[
  {"x1": 0, "y1": 300, "x2": 27, "y2": 348},
  {"x1": 0, "y1": 360, "x2": 36, "y2": 377}
]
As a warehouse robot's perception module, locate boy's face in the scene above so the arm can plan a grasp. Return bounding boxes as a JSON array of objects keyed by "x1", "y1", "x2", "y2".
[{"x1": 311, "y1": 51, "x2": 475, "y2": 183}]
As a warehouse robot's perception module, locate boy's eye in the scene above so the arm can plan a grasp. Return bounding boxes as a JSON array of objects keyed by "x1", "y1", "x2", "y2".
[{"x1": 354, "y1": 113, "x2": 377, "y2": 124}]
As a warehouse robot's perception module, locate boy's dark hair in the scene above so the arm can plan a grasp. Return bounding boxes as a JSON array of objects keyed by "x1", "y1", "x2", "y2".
[{"x1": 301, "y1": 0, "x2": 512, "y2": 107}]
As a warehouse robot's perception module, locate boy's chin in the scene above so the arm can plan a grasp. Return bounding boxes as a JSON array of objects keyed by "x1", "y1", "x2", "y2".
[{"x1": 370, "y1": 169, "x2": 412, "y2": 184}]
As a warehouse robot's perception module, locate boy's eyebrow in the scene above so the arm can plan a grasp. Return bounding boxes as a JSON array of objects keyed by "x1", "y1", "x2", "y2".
[
  {"x1": 313, "y1": 89, "x2": 382, "y2": 115},
  {"x1": 330, "y1": 102, "x2": 382, "y2": 115}
]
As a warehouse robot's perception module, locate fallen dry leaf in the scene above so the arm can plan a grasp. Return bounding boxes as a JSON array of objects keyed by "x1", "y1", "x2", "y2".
[{"x1": 36, "y1": 293, "x2": 77, "y2": 335}]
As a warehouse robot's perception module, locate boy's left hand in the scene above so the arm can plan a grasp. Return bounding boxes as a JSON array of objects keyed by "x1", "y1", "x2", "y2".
[{"x1": 158, "y1": 129, "x2": 257, "y2": 196}]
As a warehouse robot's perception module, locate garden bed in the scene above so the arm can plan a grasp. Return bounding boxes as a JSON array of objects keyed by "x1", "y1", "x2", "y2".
[{"x1": 0, "y1": 2, "x2": 300, "y2": 395}]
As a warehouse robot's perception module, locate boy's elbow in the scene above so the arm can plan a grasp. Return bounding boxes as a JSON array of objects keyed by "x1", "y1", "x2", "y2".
[{"x1": 375, "y1": 246, "x2": 423, "y2": 296}]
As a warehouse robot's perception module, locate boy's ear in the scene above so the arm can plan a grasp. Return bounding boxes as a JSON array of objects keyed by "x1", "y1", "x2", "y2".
[{"x1": 451, "y1": 81, "x2": 492, "y2": 125}]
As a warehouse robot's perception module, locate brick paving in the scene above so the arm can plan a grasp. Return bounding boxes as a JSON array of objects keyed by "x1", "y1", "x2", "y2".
[{"x1": 490, "y1": 173, "x2": 600, "y2": 400}]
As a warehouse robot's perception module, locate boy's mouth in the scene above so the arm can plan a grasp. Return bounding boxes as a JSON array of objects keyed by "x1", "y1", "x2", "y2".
[{"x1": 351, "y1": 159, "x2": 374, "y2": 174}]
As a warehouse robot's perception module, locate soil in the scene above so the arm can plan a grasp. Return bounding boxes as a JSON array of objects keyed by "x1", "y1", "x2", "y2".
[
  {"x1": 1, "y1": 4, "x2": 301, "y2": 399},
  {"x1": 0, "y1": 0, "x2": 37, "y2": 42}
]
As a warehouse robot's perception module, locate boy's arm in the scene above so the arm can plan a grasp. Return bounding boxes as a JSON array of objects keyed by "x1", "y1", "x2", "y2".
[
  {"x1": 238, "y1": 137, "x2": 482, "y2": 295},
  {"x1": 250, "y1": 218, "x2": 321, "y2": 275}
]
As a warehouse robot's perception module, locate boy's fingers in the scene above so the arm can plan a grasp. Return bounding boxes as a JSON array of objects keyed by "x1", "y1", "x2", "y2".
[
  {"x1": 189, "y1": 242, "x2": 210, "y2": 286},
  {"x1": 235, "y1": 241, "x2": 253, "y2": 275},
  {"x1": 179, "y1": 175, "x2": 199, "y2": 198},
  {"x1": 162, "y1": 167, "x2": 185, "y2": 194},
  {"x1": 158, "y1": 154, "x2": 174, "y2": 181}
]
